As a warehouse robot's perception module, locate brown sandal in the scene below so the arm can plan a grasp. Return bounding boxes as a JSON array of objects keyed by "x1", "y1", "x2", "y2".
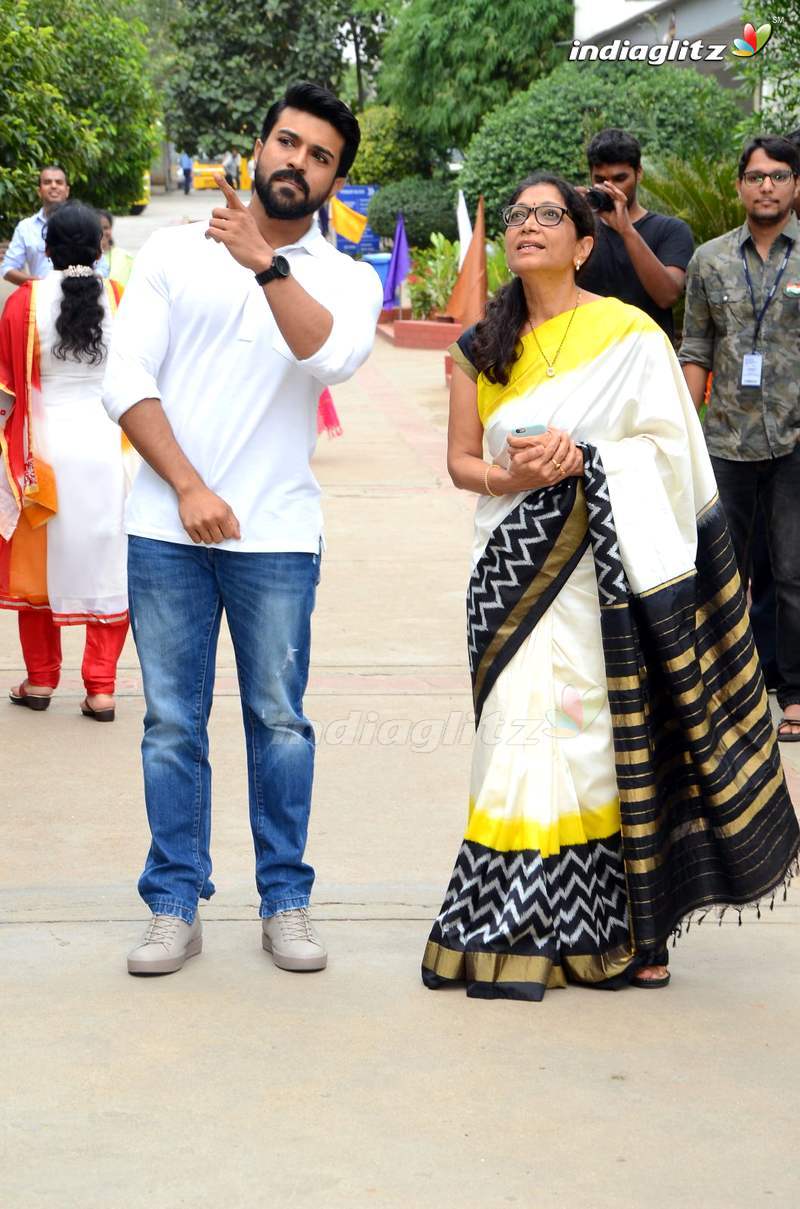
[{"x1": 9, "y1": 683, "x2": 52, "y2": 712}]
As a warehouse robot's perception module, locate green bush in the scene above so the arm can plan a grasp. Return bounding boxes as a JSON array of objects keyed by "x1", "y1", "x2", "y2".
[
  {"x1": 348, "y1": 106, "x2": 429, "y2": 186},
  {"x1": 459, "y1": 61, "x2": 743, "y2": 236},
  {"x1": 367, "y1": 176, "x2": 457, "y2": 247},
  {"x1": 407, "y1": 233, "x2": 459, "y2": 319}
]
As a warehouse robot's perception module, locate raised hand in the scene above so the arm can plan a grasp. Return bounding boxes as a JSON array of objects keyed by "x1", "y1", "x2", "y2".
[
  {"x1": 205, "y1": 174, "x2": 274, "y2": 272},
  {"x1": 593, "y1": 180, "x2": 633, "y2": 235}
]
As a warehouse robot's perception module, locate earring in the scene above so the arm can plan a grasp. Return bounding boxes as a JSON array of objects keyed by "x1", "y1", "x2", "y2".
[{"x1": 574, "y1": 260, "x2": 582, "y2": 271}]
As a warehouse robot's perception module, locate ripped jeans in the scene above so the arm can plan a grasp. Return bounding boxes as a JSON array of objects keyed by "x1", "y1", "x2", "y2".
[{"x1": 127, "y1": 536, "x2": 320, "y2": 923}]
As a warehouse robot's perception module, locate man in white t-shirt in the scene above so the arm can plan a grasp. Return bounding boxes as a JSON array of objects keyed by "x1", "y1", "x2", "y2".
[{"x1": 102, "y1": 82, "x2": 383, "y2": 977}]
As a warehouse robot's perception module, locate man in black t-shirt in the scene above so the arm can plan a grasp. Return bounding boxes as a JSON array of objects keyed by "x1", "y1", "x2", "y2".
[{"x1": 576, "y1": 128, "x2": 694, "y2": 341}]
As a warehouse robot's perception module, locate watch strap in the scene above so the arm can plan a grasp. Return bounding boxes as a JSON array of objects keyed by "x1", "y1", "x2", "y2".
[{"x1": 254, "y1": 255, "x2": 290, "y2": 286}]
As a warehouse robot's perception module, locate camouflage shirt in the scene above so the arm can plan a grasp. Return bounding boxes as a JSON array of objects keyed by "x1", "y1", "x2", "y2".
[{"x1": 678, "y1": 213, "x2": 800, "y2": 461}]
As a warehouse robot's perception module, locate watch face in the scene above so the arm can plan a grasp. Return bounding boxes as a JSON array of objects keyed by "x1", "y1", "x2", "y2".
[{"x1": 274, "y1": 255, "x2": 290, "y2": 277}]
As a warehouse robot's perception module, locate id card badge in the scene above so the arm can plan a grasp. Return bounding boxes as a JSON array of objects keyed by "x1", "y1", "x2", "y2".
[{"x1": 741, "y1": 352, "x2": 763, "y2": 387}]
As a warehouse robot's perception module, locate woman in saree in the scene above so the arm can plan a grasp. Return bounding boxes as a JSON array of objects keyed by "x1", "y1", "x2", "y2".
[
  {"x1": 0, "y1": 201, "x2": 131, "y2": 721},
  {"x1": 422, "y1": 173, "x2": 799, "y2": 1001}
]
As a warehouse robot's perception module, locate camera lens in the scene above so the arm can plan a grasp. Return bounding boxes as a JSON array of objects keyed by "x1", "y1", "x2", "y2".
[{"x1": 586, "y1": 187, "x2": 615, "y2": 213}]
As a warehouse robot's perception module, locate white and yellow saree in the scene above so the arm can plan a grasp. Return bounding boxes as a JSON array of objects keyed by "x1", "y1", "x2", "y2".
[{"x1": 423, "y1": 297, "x2": 798, "y2": 1001}]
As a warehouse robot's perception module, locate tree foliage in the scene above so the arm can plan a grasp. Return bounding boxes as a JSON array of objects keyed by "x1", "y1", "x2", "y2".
[
  {"x1": 459, "y1": 62, "x2": 743, "y2": 236},
  {"x1": 739, "y1": 1, "x2": 800, "y2": 133},
  {"x1": 348, "y1": 106, "x2": 429, "y2": 185},
  {"x1": 378, "y1": 0, "x2": 573, "y2": 152},
  {"x1": 29, "y1": 0, "x2": 161, "y2": 213},
  {"x1": 166, "y1": 0, "x2": 351, "y2": 154},
  {"x1": 0, "y1": 0, "x2": 158, "y2": 237},
  {"x1": 367, "y1": 175, "x2": 457, "y2": 247},
  {"x1": 339, "y1": 1, "x2": 394, "y2": 112}
]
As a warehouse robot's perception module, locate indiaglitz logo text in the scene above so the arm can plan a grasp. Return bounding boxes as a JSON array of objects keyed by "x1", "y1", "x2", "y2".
[{"x1": 570, "y1": 19, "x2": 773, "y2": 66}]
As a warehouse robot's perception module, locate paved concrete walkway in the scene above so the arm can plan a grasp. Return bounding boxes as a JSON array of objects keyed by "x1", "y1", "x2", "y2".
[{"x1": 2, "y1": 192, "x2": 799, "y2": 1207}]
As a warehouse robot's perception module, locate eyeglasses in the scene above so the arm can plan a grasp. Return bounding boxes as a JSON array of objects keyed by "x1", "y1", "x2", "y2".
[
  {"x1": 741, "y1": 170, "x2": 796, "y2": 186},
  {"x1": 501, "y1": 203, "x2": 573, "y2": 228}
]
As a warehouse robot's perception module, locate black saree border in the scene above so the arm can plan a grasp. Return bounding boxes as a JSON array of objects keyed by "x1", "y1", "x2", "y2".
[{"x1": 581, "y1": 444, "x2": 800, "y2": 951}]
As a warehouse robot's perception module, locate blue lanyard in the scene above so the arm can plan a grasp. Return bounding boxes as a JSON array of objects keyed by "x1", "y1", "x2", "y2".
[{"x1": 740, "y1": 240, "x2": 792, "y2": 352}]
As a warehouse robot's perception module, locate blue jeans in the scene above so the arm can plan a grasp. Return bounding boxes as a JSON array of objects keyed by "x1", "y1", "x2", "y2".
[{"x1": 127, "y1": 536, "x2": 320, "y2": 923}]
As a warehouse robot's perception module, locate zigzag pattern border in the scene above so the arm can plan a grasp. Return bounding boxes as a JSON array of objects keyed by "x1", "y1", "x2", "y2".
[
  {"x1": 467, "y1": 482, "x2": 575, "y2": 675},
  {"x1": 435, "y1": 838, "x2": 629, "y2": 952}
]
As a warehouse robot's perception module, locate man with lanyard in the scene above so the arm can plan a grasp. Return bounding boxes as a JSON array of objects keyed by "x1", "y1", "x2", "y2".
[
  {"x1": 680, "y1": 136, "x2": 800, "y2": 742},
  {"x1": 1, "y1": 165, "x2": 69, "y2": 284}
]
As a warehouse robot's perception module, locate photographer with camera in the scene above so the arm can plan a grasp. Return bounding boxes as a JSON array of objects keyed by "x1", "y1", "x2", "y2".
[{"x1": 577, "y1": 129, "x2": 694, "y2": 341}]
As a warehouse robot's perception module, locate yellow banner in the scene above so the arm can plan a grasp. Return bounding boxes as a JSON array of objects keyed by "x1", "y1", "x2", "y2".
[{"x1": 329, "y1": 195, "x2": 368, "y2": 244}]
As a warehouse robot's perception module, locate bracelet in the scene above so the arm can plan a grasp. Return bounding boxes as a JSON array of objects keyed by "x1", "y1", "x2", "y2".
[{"x1": 484, "y1": 463, "x2": 500, "y2": 497}]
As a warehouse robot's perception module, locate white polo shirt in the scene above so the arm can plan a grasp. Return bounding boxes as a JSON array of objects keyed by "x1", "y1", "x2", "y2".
[{"x1": 102, "y1": 220, "x2": 382, "y2": 552}]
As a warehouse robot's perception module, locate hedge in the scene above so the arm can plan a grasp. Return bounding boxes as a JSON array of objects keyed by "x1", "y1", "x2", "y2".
[
  {"x1": 348, "y1": 105, "x2": 429, "y2": 186},
  {"x1": 459, "y1": 61, "x2": 743, "y2": 236},
  {"x1": 367, "y1": 176, "x2": 458, "y2": 247}
]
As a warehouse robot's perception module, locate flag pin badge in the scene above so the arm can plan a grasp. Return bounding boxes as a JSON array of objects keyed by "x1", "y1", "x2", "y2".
[{"x1": 785, "y1": 283, "x2": 800, "y2": 297}]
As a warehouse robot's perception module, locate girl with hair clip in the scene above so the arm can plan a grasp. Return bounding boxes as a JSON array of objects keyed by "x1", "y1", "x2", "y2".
[{"x1": 0, "y1": 200, "x2": 132, "y2": 722}]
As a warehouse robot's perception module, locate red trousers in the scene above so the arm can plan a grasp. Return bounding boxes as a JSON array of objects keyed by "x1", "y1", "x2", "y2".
[{"x1": 18, "y1": 609, "x2": 129, "y2": 696}]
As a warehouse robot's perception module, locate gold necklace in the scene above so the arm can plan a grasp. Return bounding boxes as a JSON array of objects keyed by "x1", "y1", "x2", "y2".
[{"x1": 527, "y1": 290, "x2": 581, "y2": 378}]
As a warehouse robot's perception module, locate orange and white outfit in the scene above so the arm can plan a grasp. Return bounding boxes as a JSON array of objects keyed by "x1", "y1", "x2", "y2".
[{"x1": 0, "y1": 274, "x2": 131, "y2": 694}]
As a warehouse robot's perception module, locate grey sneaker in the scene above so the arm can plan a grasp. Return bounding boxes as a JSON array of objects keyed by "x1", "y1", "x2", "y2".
[
  {"x1": 127, "y1": 913, "x2": 202, "y2": 976},
  {"x1": 262, "y1": 908, "x2": 327, "y2": 972}
]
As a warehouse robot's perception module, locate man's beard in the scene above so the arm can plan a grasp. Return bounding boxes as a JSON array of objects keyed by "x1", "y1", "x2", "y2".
[
  {"x1": 255, "y1": 166, "x2": 320, "y2": 220},
  {"x1": 748, "y1": 199, "x2": 793, "y2": 227}
]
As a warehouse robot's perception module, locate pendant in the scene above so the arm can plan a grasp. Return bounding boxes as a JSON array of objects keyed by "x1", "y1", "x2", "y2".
[{"x1": 546, "y1": 366, "x2": 555, "y2": 378}]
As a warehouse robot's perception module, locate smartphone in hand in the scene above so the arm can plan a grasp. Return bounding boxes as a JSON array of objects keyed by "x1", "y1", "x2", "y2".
[{"x1": 513, "y1": 424, "x2": 547, "y2": 437}]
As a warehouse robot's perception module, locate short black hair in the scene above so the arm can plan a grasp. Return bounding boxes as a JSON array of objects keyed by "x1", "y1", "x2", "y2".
[
  {"x1": 587, "y1": 128, "x2": 641, "y2": 171},
  {"x1": 260, "y1": 81, "x2": 360, "y2": 178},
  {"x1": 787, "y1": 128, "x2": 800, "y2": 148},
  {"x1": 738, "y1": 135, "x2": 800, "y2": 178},
  {"x1": 40, "y1": 164, "x2": 69, "y2": 185}
]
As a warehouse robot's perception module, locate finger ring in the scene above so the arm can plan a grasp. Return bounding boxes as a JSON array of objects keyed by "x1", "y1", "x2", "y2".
[{"x1": 551, "y1": 459, "x2": 562, "y2": 471}]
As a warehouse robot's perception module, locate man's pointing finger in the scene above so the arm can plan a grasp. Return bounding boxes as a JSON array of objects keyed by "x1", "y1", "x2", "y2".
[{"x1": 213, "y1": 173, "x2": 246, "y2": 210}]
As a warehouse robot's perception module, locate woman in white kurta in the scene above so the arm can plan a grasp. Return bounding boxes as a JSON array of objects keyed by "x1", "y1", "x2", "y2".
[
  {"x1": 0, "y1": 201, "x2": 130, "y2": 721},
  {"x1": 421, "y1": 174, "x2": 798, "y2": 1001}
]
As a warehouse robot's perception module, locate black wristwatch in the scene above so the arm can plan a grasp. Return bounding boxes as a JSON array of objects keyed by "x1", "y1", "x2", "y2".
[{"x1": 254, "y1": 255, "x2": 291, "y2": 286}]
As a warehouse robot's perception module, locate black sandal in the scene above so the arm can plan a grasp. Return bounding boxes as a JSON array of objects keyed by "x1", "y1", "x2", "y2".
[
  {"x1": 630, "y1": 970, "x2": 671, "y2": 989},
  {"x1": 777, "y1": 717, "x2": 800, "y2": 743},
  {"x1": 9, "y1": 683, "x2": 52, "y2": 712},
  {"x1": 81, "y1": 698, "x2": 115, "y2": 723}
]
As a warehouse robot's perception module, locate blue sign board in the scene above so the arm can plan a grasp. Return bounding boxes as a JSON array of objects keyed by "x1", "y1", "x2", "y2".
[{"x1": 335, "y1": 184, "x2": 381, "y2": 256}]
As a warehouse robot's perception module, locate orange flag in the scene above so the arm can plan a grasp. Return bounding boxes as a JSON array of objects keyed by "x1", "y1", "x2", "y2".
[{"x1": 445, "y1": 195, "x2": 487, "y2": 326}]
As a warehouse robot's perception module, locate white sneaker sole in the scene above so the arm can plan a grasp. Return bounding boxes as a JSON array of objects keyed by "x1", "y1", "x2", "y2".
[
  {"x1": 127, "y1": 934, "x2": 203, "y2": 976},
  {"x1": 262, "y1": 933, "x2": 327, "y2": 972}
]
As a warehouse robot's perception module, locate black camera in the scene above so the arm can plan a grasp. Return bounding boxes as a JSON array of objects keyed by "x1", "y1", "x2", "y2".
[{"x1": 586, "y1": 187, "x2": 615, "y2": 213}]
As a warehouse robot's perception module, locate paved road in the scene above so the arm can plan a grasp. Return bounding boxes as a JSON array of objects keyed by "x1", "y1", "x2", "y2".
[{"x1": 2, "y1": 189, "x2": 799, "y2": 1207}]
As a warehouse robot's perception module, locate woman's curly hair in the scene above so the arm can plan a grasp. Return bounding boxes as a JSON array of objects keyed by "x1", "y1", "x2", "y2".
[
  {"x1": 470, "y1": 173, "x2": 595, "y2": 387},
  {"x1": 46, "y1": 201, "x2": 106, "y2": 365}
]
